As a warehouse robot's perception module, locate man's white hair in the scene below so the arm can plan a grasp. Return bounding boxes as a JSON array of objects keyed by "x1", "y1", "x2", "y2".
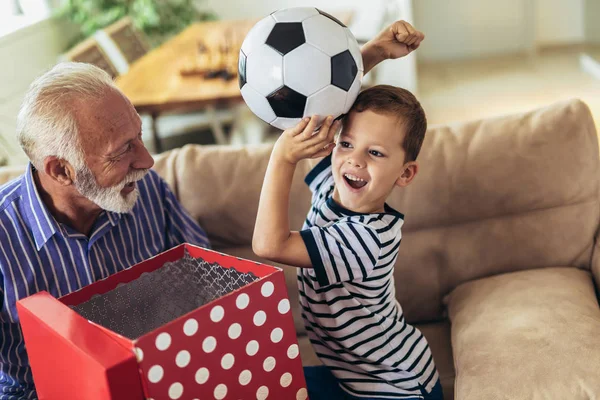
[{"x1": 16, "y1": 62, "x2": 119, "y2": 170}]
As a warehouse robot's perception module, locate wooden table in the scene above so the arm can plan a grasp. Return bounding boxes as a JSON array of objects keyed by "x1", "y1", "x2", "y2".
[
  {"x1": 116, "y1": 19, "x2": 258, "y2": 152},
  {"x1": 116, "y1": 12, "x2": 354, "y2": 152}
]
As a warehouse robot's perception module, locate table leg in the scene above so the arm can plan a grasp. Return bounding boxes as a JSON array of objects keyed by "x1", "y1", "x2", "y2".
[
  {"x1": 229, "y1": 105, "x2": 268, "y2": 145},
  {"x1": 150, "y1": 112, "x2": 162, "y2": 154},
  {"x1": 206, "y1": 106, "x2": 228, "y2": 145}
]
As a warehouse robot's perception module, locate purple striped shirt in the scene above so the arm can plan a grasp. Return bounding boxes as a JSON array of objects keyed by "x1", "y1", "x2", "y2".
[{"x1": 0, "y1": 164, "x2": 209, "y2": 399}]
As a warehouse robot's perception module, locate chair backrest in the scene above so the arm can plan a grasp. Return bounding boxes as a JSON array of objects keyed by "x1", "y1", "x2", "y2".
[
  {"x1": 62, "y1": 38, "x2": 119, "y2": 79},
  {"x1": 103, "y1": 17, "x2": 149, "y2": 65}
]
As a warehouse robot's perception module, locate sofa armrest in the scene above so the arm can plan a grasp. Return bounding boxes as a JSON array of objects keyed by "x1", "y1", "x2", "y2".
[
  {"x1": 446, "y1": 267, "x2": 600, "y2": 400},
  {"x1": 0, "y1": 165, "x2": 26, "y2": 186}
]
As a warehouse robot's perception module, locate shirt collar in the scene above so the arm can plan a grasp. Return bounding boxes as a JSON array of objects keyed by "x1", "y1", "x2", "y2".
[
  {"x1": 21, "y1": 164, "x2": 135, "y2": 249},
  {"x1": 21, "y1": 163, "x2": 60, "y2": 250}
]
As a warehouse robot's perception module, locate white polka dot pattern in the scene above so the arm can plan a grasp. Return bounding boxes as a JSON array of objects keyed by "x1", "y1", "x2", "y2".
[
  {"x1": 228, "y1": 323, "x2": 242, "y2": 339},
  {"x1": 287, "y1": 344, "x2": 299, "y2": 359},
  {"x1": 253, "y1": 310, "x2": 267, "y2": 326},
  {"x1": 278, "y1": 299, "x2": 290, "y2": 314},
  {"x1": 246, "y1": 340, "x2": 260, "y2": 356},
  {"x1": 210, "y1": 305, "x2": 225, "y2": 322},
  {"x1": 175, "y1": 350, "x2": 190, "y2": 368},
  {"x1": 183, "y1": 319, "x2": 198, "y2": 336},
  {"x1": 236, "y1": 293, "x2": 250, "y2": 309},
  {"x1": 135, "y1": 267, "x2": 306, "y2": 399},
  {"x1": 195, "y1": 368, "x2": 209, "y2": 384},
  {"x1": 214, "y1": 383, "x2": 227, "y2": 399},
  {"x1": 263, "y1": 356, "x2": 276, "y2": 372},
  {"x1": 239, "y1": 370, "x2": 252, "y2": 386},
  {"x1": 270, "y1": 328, "x2": 283, "y2": 343},
  {"x1": 221, "y1": 353, "x2": 235, "y2": 370},
  {"x1": 261, "y1": 281, "x2": 275, "y2": 297},
  {"x1": 148, "y1": 365, "x2": 164, "y2": 383},
  {"x1": 280, "y1": 373, "x2": 292, "y2": 387},
  {"x1": 155, "y1": 333, "x2": 171, "y2": 351},
  {"x1": 202, "y1": 336, "x2": 217, "y2": 353},
  {"x1": 296, "y1": 388, "x2": 308, "y2": 400},
  {"x1": 257, "y1": 385, "x2": 269, "y2": 400},
  {"x1": 168, "y1": 382, "x2": 183, "y2": 399},
  {"x1": 134, "y1": 347, "x2": 143, "y2": 362}
]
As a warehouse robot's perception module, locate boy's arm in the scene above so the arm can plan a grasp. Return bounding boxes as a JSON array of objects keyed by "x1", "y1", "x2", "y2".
[
  {"x1": 253, "y1": 116, "x2": 340, "y2": 268},
  {"x1": 361, "y1": 20, "x2": 425, "y2": 74}
]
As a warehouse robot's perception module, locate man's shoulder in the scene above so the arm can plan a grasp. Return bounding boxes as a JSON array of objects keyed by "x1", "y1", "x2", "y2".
[
  {"x1": 144, "y1": 169, "x2": 165, "y2": 184},
  {"x1": 0, "y1": 175, "x2": 25, "y2": 213},
  {"x1": 137, "y1": 169, "x2": 167, "y2": 197}
]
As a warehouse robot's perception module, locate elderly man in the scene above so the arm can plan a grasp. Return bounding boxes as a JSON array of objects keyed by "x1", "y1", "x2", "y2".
[{"x1": 0, "y1": 19, "x2": 423, "y2": 398}]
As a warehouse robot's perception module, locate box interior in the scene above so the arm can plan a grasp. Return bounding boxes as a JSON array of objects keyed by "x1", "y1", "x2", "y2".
[{"x1": 71, "y1": 249, "x2": 259, "y2": 339}]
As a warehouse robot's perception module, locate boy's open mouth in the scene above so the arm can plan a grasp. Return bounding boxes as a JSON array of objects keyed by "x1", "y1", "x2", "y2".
[{"x1": 344, "y1": 173, "x2": 368, "y2": 189}]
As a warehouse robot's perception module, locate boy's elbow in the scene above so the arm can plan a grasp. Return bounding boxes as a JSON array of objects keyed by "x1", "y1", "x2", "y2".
[{"x1": 252, "y1": 237, "x2": 275, "y2": 259}]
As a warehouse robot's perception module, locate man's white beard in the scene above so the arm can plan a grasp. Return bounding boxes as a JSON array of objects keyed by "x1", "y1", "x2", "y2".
[{"x1": 74, "y1": 166, "x2": 149, "y2": 213}]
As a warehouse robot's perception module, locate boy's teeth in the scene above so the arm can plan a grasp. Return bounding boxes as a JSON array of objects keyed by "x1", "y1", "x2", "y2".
[{"x1": 344, "y1": 173, "x2": 365, "y2": 182}]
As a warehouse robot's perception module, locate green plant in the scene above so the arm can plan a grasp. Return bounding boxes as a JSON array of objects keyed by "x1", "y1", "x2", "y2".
[{"x1": 59, "y1": 0, "x2": 217, "y2": 48}]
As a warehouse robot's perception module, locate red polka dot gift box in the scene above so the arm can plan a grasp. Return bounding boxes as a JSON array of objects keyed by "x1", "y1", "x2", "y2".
[{"x1": 17, "y1": 243, "x2": 308, "y2": 400}]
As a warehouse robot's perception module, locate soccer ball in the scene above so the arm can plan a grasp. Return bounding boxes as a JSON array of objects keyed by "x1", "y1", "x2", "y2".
[{"x1": 238, "y1": 7, "x2": 363, "y2": 131}]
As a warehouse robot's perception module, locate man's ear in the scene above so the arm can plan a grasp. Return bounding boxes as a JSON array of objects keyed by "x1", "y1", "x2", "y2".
[
  {"x1": 395, "y1": 161, "x2": 418, "y2": 187},
  {"x1": 43, "y1": 156, "x2": 76, "y2": 186}
]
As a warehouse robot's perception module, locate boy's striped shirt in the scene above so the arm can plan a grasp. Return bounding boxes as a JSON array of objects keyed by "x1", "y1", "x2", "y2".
[{"x1": 298, "y1": 155, "x2": 439, "y2": 399}]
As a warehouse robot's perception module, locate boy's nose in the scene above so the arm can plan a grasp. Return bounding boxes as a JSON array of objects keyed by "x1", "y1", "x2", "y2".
[{"x1": 347, "y1": 156, "x2": 364, "y2": 168}]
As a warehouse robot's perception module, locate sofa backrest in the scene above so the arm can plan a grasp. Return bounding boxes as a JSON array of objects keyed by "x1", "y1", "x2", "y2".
[
  {"x1": 154, "y1": 99, "x2": 600, "y2": 323},
  {"x1": 2, "y1": 100, "x2": 597, "y2": 324},
  {"x1": 0, "y1": 166, "x2": 25, "y2": 186}
]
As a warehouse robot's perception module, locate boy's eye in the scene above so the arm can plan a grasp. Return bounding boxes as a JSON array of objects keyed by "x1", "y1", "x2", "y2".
[
  {"x1": 340, "y1": 141, "x2": 352, "y2": 148},
  {"x1": 369, "y1": 150, "x2": 384, "y2": 157}
]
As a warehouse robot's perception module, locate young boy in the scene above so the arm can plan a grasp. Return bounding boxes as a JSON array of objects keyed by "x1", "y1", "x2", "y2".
[{"x1": 253, "y1": 83, "x2": 443, "y2": 400}]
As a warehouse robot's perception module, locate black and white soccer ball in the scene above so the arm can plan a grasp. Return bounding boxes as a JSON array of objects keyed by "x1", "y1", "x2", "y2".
[{"x1": 238, "y1": 7, "x2": 363, "y2": 131}]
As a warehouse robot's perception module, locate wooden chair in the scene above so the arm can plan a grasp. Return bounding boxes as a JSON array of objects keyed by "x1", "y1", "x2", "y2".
[
  {"x1": 62, "y1": 38, "x2": 119, "y2": 79},
  {"x1": 96, "y1": 17, "x2": 235, "y2": 151},
  {"x1": 102, "y1": 17, "x2": 149, "y2": 65}
]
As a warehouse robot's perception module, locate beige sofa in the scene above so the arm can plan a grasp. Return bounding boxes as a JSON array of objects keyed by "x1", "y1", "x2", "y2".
[{"x1": 1, "y1": 99, "x2": 600, "y2": 399}]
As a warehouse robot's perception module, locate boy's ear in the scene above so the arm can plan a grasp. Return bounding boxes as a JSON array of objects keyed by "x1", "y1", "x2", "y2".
[{"x1": 395, "y1": 161, "x2": 418, "y2": 187}]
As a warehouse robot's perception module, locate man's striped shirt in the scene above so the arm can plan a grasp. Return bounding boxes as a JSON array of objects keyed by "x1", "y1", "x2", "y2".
[
  {"x1": 0, "y1": 165, "x2": 209, "y2": 399},
  {"x1": 298, "y1": 155, "x2": 439, "y2": 399}
]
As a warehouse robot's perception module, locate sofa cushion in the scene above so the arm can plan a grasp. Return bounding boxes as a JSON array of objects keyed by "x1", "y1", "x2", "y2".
[{"x1": 446, "y1": 267, "x2": 600, "y2": 399}]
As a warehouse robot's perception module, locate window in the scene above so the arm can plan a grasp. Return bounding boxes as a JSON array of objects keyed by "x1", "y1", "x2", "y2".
[{"x1": 0, "y1": 0, "x2": 51, "y2": 37}]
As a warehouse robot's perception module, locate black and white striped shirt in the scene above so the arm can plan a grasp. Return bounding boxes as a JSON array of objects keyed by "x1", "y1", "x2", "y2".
[{"x1": 299, "y1": 155, "x2": 439, "y2": 399}]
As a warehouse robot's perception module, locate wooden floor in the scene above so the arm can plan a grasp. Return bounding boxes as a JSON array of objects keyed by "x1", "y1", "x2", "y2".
[{"x1": 418, "y1": 46, "x2": 600, "y2": 131}]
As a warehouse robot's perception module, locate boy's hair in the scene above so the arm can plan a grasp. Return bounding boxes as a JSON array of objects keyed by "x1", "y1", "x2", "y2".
[{"x1": 343, "y1": 85, "x2": 427, "y2": 162}]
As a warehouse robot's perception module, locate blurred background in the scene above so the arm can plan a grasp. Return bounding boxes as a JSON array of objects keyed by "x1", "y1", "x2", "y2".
[{"x1": 0, "y1": 0, "x2": 599, "y2": 166}]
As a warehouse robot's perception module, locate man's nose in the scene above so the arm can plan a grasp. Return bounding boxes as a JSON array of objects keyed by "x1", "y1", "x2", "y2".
[{"x1": 132, "y1": 141, "x2": 154, "y2": 170}]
